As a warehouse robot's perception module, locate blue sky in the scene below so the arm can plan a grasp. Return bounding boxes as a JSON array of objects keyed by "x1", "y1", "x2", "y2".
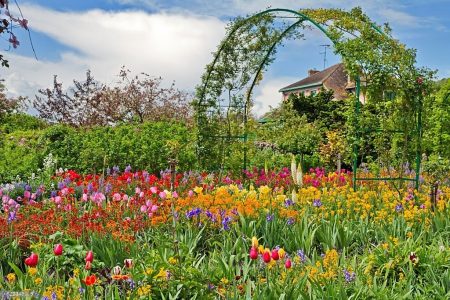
[{"x1": 1, "y1": 0, "x2": 449, "y2": 115}]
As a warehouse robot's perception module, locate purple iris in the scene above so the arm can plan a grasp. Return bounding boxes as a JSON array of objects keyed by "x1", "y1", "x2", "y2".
[
  {"x1": 186, "y1": 208, "x2": 202, "y2": 219},
  {"x1": 313, "y1": 199, "x2": 322, "y2": 207},
  {"x1": 343, "y1": 269, "x2": 356, "y2": 283}
]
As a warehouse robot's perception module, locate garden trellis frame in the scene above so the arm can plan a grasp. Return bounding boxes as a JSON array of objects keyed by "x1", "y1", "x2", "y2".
[{"x1": 195, "y1": 8, "x2": 424, "y2": 190}]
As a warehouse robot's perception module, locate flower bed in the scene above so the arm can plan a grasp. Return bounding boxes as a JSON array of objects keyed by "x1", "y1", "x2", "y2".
[{"x1": 1, "y1": 168, "x2": 449, "y2": 299}]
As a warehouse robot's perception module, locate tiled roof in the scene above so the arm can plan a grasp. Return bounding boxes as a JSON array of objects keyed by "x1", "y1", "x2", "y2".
[{"x1": 279, "y1": 63, "x2": 345, "y2": 95}]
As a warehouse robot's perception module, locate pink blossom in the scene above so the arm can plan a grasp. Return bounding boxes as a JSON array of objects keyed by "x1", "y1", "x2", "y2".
[
  {"x1": 159, "y1": 191, "x2": 166, "y2": 199},
  {"x1": 18, "y1": 18, "x2": 28, "y2": 30},
  {"x1": 135, "y1": 187, "x2": 141, "y2": 195},
  {"x1": 8, "y1": 34, "x2": 19, "y2": 48},
  {"x1": 140, "y1": 205, "x2": 147, "y2": 213},
  {"x1": 24, "y1": 191, "x2": 31, "y2": 198},
  {"x1": 82, "y1": 193, "x2": 88, "y2": 202},
  {"x1": 122, "y1": 194, "x2": 128, "y2": 201},
  {"x1": 113, "y1": 193, "x2": 121, "y2": 201},
  {"x1": 61, "y1": 188, "x2": 69, "y2": 196},
  {"x1": 150, "y1": 186, "x2": 158, "y2": 194},
  {"x1": 54, "y1": 196, "x2": 62, "y2": 204},
  {"x1": 151, "y1": 205, "x2": 158, "y2": 213},
  {"x1": 172, "y1": 191, "x2": 178, "y2": 198},
  {"x1": 188, "y1": 190, "x2": 194, "y2": 197},
  {"x1": 139, "y1": 192, "x2": 144, "y2": 198}
]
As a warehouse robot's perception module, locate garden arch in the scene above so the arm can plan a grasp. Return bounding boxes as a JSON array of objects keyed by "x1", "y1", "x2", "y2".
[{"x1": 195, "y1": 8, "x2": 426, "y2": 190}]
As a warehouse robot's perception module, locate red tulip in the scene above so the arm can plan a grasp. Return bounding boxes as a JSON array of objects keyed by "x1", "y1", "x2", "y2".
[
  {"x1": 124, "y1": 259, "x2": 133, "y2": 269},
  {"x1": 285, "y1": 259, "x2": 292, "y2": 269},
  {"x1": 85, "y1": 261, "x2": 92, "y2": 270},
  {"x1": 271, "y1": 249, "x2": 279, "y2": 261},
  {"x1": 24, "y1": 252, "x2": 39, "y2": 267},
  {"x1": 249, "y1": 247, "x2": 258, "y2": 260},
  {"x1": 83, "y1": 274, "x2": 96, "y2": 286},
  {"x1": 53, "y1": 244, "x2": 63, "y2": 256},
  {"x1": 85, "y1": 250, "x2": 94, "y2": 263},
  {"x1": 262, "y1": 251, "x2": 271, "y2": 263}
]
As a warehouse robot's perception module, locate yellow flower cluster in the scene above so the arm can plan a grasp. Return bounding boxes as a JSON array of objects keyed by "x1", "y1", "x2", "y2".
[
  {"x1": 42, "y1": 285, "x2": 64, "y2": 300},
  {"x1": 137, "y1": 284, "x2": 152, "y2": 297}
]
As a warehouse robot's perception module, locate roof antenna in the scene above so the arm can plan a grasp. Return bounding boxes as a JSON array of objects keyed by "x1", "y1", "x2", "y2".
[{"x1": 320, "y1": 44, "x2": 330, "y2": 69}]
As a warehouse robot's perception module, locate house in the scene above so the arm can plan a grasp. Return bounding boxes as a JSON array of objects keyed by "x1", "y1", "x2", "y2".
[{"x1": 279, "y1": 63, "x2": 365, "y2": 103}]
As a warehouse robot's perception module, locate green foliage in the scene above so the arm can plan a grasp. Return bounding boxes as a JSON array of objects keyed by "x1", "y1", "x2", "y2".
[
  {"x1": 0, "y1": 121, "x2": 196, "y2": 181},
  {"x1": 289, "y1": 89, "x2": 346, "y2": 130},
  {"x1": 0, "y1": 113, "x2": 47, "y2": 134}
]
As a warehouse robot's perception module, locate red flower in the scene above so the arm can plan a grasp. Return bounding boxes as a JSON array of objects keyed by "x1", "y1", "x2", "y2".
[
  {"x1": 85, "y1": 261, "x2": 92, "y2": 270},
  {"x1": 24, "y1": 253, "x2": 39, "y2": 267},
  {"x1": 249, "y1": 247, "x2": 258, "y2": 260},
  {"x1": 124, "y1": 259, "x2": 133, "y2": 269},
  {"x1": 262, "y1": 251, "x2": 271, "y2": 263},
  {"x1": 83, "y1": 274, "x2": 96, "y2": 286},
  {"x1": 54, "y1": 244, "x2": 63, "y2": 256},
  {"x1": 271, "y1": 249, "x2": 279, "y2": 261},
  {"x1": 85, "y1": 250, "x2": 94, "y2": 263},
  {"x1": 409, "y1": 252, "x2": 419, "y2": 264},
  {"x1": 285, "y1": 259, "x2": 292, "y2": 269}
]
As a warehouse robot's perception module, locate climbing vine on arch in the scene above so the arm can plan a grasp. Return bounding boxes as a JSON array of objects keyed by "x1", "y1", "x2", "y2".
[{"x1": 195, "y1": 7, "x2": 433, "y2": 188}]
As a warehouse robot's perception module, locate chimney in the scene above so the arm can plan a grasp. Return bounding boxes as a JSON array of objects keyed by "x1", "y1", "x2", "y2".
[{"x1": 308, "y1": 69, "x2": 319, "y2": 77}]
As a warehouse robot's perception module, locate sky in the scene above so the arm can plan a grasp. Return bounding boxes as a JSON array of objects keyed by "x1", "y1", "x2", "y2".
[{"x1": 1, "y1": 0, "x2": 449, "y2": 116}]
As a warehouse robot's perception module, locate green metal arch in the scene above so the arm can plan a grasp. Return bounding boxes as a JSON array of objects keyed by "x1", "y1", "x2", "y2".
[
  {"x1": 196, "y1": 8, "x2": 421, "y2": 191},
  {"x1": 198, "y1": 8, "x2": 386, "y2": 107}
]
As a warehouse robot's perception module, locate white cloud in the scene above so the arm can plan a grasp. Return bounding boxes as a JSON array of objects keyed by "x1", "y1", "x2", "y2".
[
  {"x1": 252, "y1": 76, "x2": 297, "y2": 117},
  {"x1": 3, "y1": 4, "x2": 226, "y2": 100}
]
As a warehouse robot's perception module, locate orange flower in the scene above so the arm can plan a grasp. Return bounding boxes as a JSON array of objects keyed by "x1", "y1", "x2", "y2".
[{"x1": 111, "y1": 274, "x2": 130, "y2": 281}]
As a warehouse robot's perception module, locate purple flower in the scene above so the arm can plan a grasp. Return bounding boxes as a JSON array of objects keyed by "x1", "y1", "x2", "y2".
[
  {"x1": 343, "y1": 269, "x2": 356, "y2": 283},
  {"x1": 125, "y1": 165, "x2": 132, "y2": 173},
  {"x1": 105, "y1": 183, "x2": 112, "y2": 194},
  {"x1": 266, "y1": 213, "x2": 274, "y2": 222},
  {"x1": 127, "y1": 278, "x2": 136, "y2": 289},
  {"x1": 205, "y1": 210, "x2": 216, "y2": 223},
  {"x1": 87, "y1": 183, "x2": 94, "y2": 193},
  {"x1": 284, "y1": 198, "x2": 294, "y2": 207},
  {"x1": 222, "y1": 216, "x2": 232, "y2": 230},
  {"x1": 7, "y1": 210, "x2": 17, "y2": 224},
  {"x1": 313, "y1": 199, "x2": 322, "y2": 207},
  {"x1": 420, "y1": 204, "x2": 426, "y2": 209},
  {"x1": 112, "y1": 166, "x2": 120, "y2": 173},
  {"x1": 57, "y1": 182, "x2": 65, "y2": 190},
  {"x1": 186, "y1": 208, "x2": 202, "y2": 219},
  {"x1": 395, "y1": 203, "x2": 403, "y2": 212},
  {"x1": 286, "y1": 217, "x2": 295, "y2": 225},
  {"x1": 297, "y1": 250, "x2": 307, "y2": 263},
  {"x1": 50, "y1": 190, "x2": 57, "y2": 198}
]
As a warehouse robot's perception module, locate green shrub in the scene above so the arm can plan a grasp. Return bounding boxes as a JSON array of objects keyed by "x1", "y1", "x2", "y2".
[{"x1": 0, "y1": 121, "x2": 197, "y2": 181}]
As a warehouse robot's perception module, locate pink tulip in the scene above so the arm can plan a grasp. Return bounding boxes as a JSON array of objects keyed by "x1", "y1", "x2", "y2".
[
  {"x1": 285, "y1": 259, "x2": 292, "y2": 269},
  {"x1": 54, "y1": 244, "x2": 63, "y2": 256},
  {"x1": 150, "y1": 186, "x2": 158, "y2": 194}
]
